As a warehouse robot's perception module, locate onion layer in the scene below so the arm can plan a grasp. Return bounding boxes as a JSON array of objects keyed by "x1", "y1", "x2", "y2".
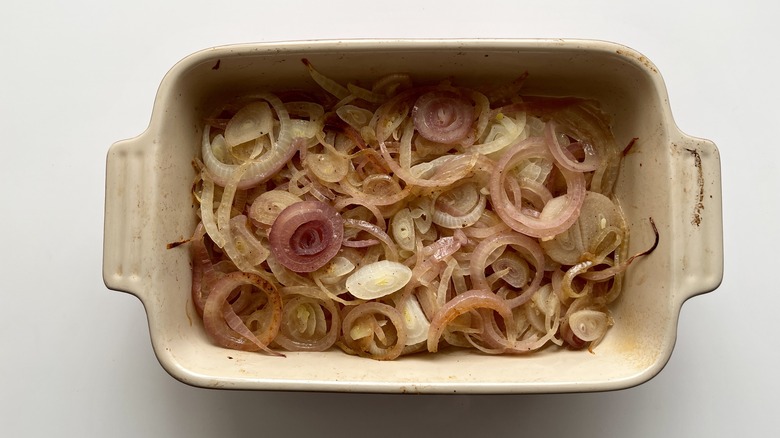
[
  {"x1": 269, "y1": 201, "x2": 344, "y2": 272},
  {"x1": 412, "y1": 90, "x2": 475, "y2": 145}
]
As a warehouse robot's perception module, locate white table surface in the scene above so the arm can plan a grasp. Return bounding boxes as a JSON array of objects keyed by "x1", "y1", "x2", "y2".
[{"x1": 1, "y1": 1, "x2": 774, "y2": 436}]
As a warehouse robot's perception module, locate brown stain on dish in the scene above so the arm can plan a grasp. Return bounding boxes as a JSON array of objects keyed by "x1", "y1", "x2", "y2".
[
  {"x1": 616, "y1": 50, "x2": 658, "y2": 73},
  {"x1": 685, "y1": 148, "x2": 705, "y2": 226},
  {"x1": 166, "y1": 238, "x2": 188, "y2": 249},
  {"x1": 212, "y1": 59, "x2": 221, "y2": 70}
]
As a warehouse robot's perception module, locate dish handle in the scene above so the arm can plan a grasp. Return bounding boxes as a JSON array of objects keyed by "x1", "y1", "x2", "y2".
[
  {"x1": 672, "y1": 135, "x2": 724, "y2": 303},
  {"x1": 102, "y1": 132, "x2": 156, "y2": 301}
]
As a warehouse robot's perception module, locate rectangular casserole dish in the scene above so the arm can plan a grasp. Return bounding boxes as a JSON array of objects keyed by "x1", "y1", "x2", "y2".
[{"x1": 103, "y1": 39, "x2": 723, "y2": 393}]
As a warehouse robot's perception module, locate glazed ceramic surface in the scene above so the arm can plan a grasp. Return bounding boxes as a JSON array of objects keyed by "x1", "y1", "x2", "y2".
[{"x1": 103, "y1": 39, "x2": 722, "y2": 393}]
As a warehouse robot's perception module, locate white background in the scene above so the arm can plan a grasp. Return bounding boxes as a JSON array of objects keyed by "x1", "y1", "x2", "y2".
[{"x1": 0, "y1": 1, "x2": 775, "y2": 436}]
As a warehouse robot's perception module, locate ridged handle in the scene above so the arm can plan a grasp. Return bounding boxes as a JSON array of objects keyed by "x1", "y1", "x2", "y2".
[
  {"x1": 673, "y1": 135, "x2": 724, "y2": 302},
  {"x1": 102, "y1": 132, "x2": 154, "y2": 299}
]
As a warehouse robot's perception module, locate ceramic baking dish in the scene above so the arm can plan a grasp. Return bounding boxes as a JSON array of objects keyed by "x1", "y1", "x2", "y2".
[{"x1": 103, "y1": 39, "x2": 723, "y2": 393}]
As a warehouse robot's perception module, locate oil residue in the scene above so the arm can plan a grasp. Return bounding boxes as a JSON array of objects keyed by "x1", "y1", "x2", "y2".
[{"x1": 685, "y1": 148, "x2": 705, "y2": 226}]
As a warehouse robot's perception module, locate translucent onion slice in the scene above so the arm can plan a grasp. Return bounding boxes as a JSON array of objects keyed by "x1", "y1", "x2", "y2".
[
  {"x1": 343, "y1": 219, "x2": 399, "y2": 262},
  {"x1": 301, "y1": 58, "x2": 350, "y2": 100},
  {"x1": 489, "y1": 137, "x2": 586, "y2": 239},
  {"x1": 545, "y1": 120, "x2": 600, "y2": 172},
  {"x1": 202, "y1": 271, "x2": 283, "y2": 356},
  {"x1": 202, "y1": 93, "x2": 296, "y2": 189},
  {"x1": 248, "y1": 190, "x2": 303, "y2": 227},
  {"x1": 229, "y1": 215, "x2": 270, "y2": 267},
  {"x1": 224, "y1": 101, "x2": 273, "y2": 147},
  {"x1": 189, "y1": 223, "x2": 217, "y2": 316},
  {"x1": 381, "y1": 142, "x2": 483, "y2": 188},
  {"x1": 427, "y1": 289, "x2": 515, "y2": 353},
  {"x1": 412, "y1": 90, "x2": 475, "y2": 145},
  {"x1": 345, "y1": 260, "x2": 413, "y2": 300},
  {"x1": 391, "y1": 208, "x2": 416, "y2": 252},
  {"x1": 490, "y1": 252, "x2": 530, "y2": 288},
  {"x1": 470, "y1": 112, "x2": 526, "y2": 155},
  {"x1": 342, "y1": 302, "x2": 408, "y2": 360},
  {"x1": 397, "y1": 295, "x2": 431, "y2": 346},
  {"x1": 306, "y1": 150, "x2": 349, "y2": 183},
  {"x1": 336, "y1": 105, "x2": 374, "y2": 130},
  {"x1": 469, "y1": 230, "x2": 545, "y2": 308},
  {"x1": 568, "y1": 309, "x2": 610, "y2": 342},
  {"x1": 432, "y1": 183, "x2": 487, "y2": 229},
  {"x1": 540, "y1": 191, "x2": 622, "y2": 265},
  {"x1": 274, "y1": 295, "x2": 340, "y2": 352},
  {"x1": 315, "y1": 256, "x2": 355, "y2": 285}
]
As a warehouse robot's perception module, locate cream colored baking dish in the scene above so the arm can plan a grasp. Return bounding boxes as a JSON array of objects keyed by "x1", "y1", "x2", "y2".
[{"x1": 103, "y1": 39, "x2": 723, "y2": 393}]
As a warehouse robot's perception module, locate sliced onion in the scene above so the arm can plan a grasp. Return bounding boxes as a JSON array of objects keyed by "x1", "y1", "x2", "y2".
[
  {"x1": 545, "y1": 120, "x2": 600, "y2": 172},
  {"x1": 248, "y1": 190, "x2": 303, "y2": 227},
  {"x1": 412, "y1": 90, "x2": 475, "y2": 145},
  {"x1": 490, "y1": 252, "x2": 530, "y2": 288},
  {"x1": 202, "y1": 271, "x2": 283, "y2": 355},
  {"x1": 342, "y1": 302, "x2": 408, "y2": 360},
  {"x1": 274, "y1": 295, "x2": 340, "y2": 352},
  {"x1": 568, "y1": 309, "x2": 610, "y2": 342},
  {"x1": 269, "y1": 201, "x2": 344, "y2": 273},
  {"x1": 469, "y1": 230, "x2": 545, "y2": 308},
  {"x1": 541, "y1": 191, "x2": 623, "y2": 265},
  {"x1": 306, "y1": 149, "x2": 349, "y2": 183},
  {"x1": 470, "y1": 112, "x2": 526, "y2": 155},
  {"x1": 391, "y1": 208, "x2": 416, "y2": 252},
  {"x1": 202, "y1": 93, "x2": 297, "y2": 189},
  {"x1": 380, "y1": 142, "x2": 483, "y2": 188},
  {"x1": 490, "y1": 137, "x2": 586, "y2": 239},
  {"x1": 397, "y1": 295, "x2": 431, "y2": 346},
  {"x1": 224, "y1": 101, "x2": 273, "y2": 147},
  {"x1": 301, "y1": 58, "x2": 350, "y2": 100},
  {"x1": 228, "y1": 215, "x2": 270, "y2": 267},
  {"x1": 190, "y1": 223, "x2": 218, "y2": 316},
  {"x1": 343, "y1": 219, "x2": 399, "y2": 262},
  {"x1": 336, "y1": 104, "x2": 374, "y2": 131},
  {"x1": 315, "y1": 256, "x2": 355, "y2": 285},
  {"x1": 432, "y1": 183, "x2": 487, "y2": 229},
  {"x1": 427, "y1": 289, "x2": 514, "y2": 353},
  {"x1": 346, "y1": 260, "x2": 413, "y2": 300}
]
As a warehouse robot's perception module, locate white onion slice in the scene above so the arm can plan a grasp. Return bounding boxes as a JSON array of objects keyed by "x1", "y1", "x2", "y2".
[
  {"x1": 391, "y1": 208, "x2": 416, "y2": 252},
  {"x1": 346, "y1": 260, "x2": 413, "y2": 300},
  {"x1": 398, "y1": 295, "x2": 431, "y2": 346},
  {"x1": 337, "y1": 105, "x2": 374, "y2": 130},
  {"x1": 224, "y1": 101, "x2": 273, "y2": 147},
  {"x1": 202, "y1": 93, "x2": 296, "y2": 189},
  {"x1": 248, "y1": 190, "x2": 302, "y2": 226},
  {"x1": 568, "y1": 309, "x2": 609, "y2": 342},
  {"x1": 306, "y1": 150, "x2": 349, "y2": 183}
]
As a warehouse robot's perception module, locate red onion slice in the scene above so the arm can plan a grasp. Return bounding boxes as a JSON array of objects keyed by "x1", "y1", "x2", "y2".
[
  {"x1": 545, "y1": 121, "x2": 600, "y2": 172},
  {"x1": 269, "y1": 201, "x2": 344, "y2": 273},
  {"x1": 202, "y1": 271, "x2": 283, "y2": 355},
  {"x1": 489, "y1": 137, "x2": 586, "y2": 239},
  {"x1": 427, "y1": 289, "x2": 515, "y2": 353},
  {"x1": 469, "y1": 230, "x2": 545, "y2": 308}
]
